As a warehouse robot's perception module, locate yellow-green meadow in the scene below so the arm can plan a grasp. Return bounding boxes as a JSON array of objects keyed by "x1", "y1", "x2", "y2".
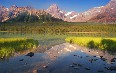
[
  {"x1": 0, "y1": 38, "x2": 38, "y2": 58},
  {"x1": 65, "y1": 37, "x2": 116, "y2": 52}
]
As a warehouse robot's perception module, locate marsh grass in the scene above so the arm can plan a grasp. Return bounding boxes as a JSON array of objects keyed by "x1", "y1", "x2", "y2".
[
  {"x1": 65, "y1": 37, "x2": 116, "y2": 52},
  {"x1": 0, "y1": 38, "x2": 38, "y2": 59}
]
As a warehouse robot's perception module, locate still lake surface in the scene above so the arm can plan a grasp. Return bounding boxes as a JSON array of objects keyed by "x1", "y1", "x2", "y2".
[{"x1": 0, "y1": 32, "x2": 116, "y2": 73}]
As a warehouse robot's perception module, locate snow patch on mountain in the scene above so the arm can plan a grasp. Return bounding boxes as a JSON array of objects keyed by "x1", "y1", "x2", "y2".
[
  {"x1": 65, "y1": 11, "x2": 73, "y2": 16},
  {"x1": 94, "y1": 6, "x2": 104, "y2": 9},
  {"x1": 6, "y1": 8, "x2": 9, "y2": 11},
  {"x1": 70, "y1": 15, "x2": 77, "y2": 19},
  {"x1": 60, "y1": 11, "x2": 63, "y2": 13}
]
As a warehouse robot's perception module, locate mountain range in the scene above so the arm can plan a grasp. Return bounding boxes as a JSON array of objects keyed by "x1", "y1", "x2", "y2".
[{"x1": 0, "y1": 0, "x2": 116, "y2": 24}]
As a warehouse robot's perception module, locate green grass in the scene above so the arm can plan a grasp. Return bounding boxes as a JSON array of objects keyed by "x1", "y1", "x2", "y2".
[
  {"x1": 65, "y1": 37, "x2": 116, "y2": 52},
  {"x1": 0, "y1": 38, "x2": 38, "y2": 58}
]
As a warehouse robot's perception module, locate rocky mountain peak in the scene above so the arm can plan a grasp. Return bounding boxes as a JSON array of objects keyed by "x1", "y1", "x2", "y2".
[
  {"x1": 88, "y1": 0, "x2": 116, "y2": 24},
  {"x1": 50, "y1": 4, "x2": 58, "y2": 9},
  {"x1": 0, "y1": 5, "x2": 49, "y2": 22},
  {"x1": 47, "y1": 4, "x2": 79, "y2": 21},
  {"x1": 46, "y1": 4, "x2": 65, "y2": 19},
  {"x1": 25, "y1": 6, "x2": 33, "y2": 10},
  {"x1": 108, "y1": 0, "x2": 116, "y2": 4},
  {"x1": 47, "y1": 4, "x2": 59, "y2": 13},
  {"x1": 11, "y1": 5, "x2": 17, "y2": 8},
  {"x1": 111, "y1": 0, "x2": 116, "y2": 1},
  {"x1": 0, "y1": 5, "x2": 6, "y2": 10}
]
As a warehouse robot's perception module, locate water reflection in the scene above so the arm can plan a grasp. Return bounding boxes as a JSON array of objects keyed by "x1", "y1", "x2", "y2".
[
  {"x1": 0, "y1": 32, "x2": 116, "y2": 73},
  {"x1": 44, "y1": 51, "x2": 116, "y2": 73},
  {"x1": 0, "y1": 32, "x2": 116, "y2": 38},
  {"x1": 41, "y1": 43, "x2": 116, "y2": 73},
  {"x1": 0, "y1": 43, "x2": 116, "y2": 73},
  {"x1": 0, "y1": 53, "x2": 49, "y2": 73}
]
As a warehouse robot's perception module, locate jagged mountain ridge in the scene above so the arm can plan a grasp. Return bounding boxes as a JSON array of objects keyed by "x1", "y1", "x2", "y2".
[
  {"x1": 47, "y1": 4, "x2": 105, "y2": 22},
  {"x1": 6, "y1": 12, "x2": 63, "y2": 23},
  {"x1": 0, "y1": 0, "x2": 116, "y2": 23},
  {"x1": 47, "y1": 0, "x2": 116, "y2": 23},
  {"x1": 0, "y1": 5, "x2": 56, "y2": 22},
  {"x1": 46, "y1": 4, "x2": 79, "y2": 22},
  {"x1": 88, "y1": 0, "x2": 116, "y2": 24},
  {"x1": 0, "y1": 5, "x2": 10, "y2": 22}
]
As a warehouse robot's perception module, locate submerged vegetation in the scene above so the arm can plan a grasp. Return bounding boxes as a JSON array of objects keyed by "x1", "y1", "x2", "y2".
[
  {"x1": 65, "y1": 37, "x2": 116, "y2": 52},
  {"x1": 0, "y1": 38, "x2": 38, "y2": 59}
]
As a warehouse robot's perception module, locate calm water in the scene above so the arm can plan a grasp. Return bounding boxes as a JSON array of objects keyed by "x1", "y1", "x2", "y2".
[
  {"x1": 45, "y1": 51, "x2": 116, "y2": 73},
  {"x1": 0, "y1": 32, "x2": 116, "y2": 73},
  {"x1": 0, "y1": 49, "x2": 116, "y2": 73},
  {"x1": 0, "y1": 53, "x2": 48, "y2": 73}
]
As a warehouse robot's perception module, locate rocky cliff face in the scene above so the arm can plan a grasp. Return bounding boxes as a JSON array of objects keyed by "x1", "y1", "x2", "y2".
[
  {"x1": 75, "y1": 6, "x2": 105, "y2": 22},
  {"x1": 47, "y1": 0, "x2": 116, "y2": 23},
  {"x1": 0, "y1": 5, "x2": 48, "y2": 22},
  {"x1": 0, "y1": 5, "x2": 10, "y2": 22},
  {"x1": 46, "y1": 4, "x2": 66, "y2": 19},
  {"x1": 46, "y1": 4, "x2": 79, "y2": 22},
  {"x1": 47, "y1": 4, "x2": 105, "y2": 22},
  {"x1": 88, "y1": 0, "x2": 116, "y2": 23},
  {"x1": 76, "y1": 0, "x2": 116, "y2": 23}
]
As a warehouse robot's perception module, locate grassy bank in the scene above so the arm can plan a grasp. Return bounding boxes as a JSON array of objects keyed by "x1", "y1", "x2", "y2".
[
  {"x1": 65, "y1": 37, "x2": 116, "y2": 52},
  {"x1": 0, "y1": 38, "x2": 38, "y2": 58}
]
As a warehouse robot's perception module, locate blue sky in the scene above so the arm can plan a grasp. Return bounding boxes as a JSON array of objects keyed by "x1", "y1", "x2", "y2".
[{"x1": 0, "y1": 0, "x2": 110, "y2": 12}]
